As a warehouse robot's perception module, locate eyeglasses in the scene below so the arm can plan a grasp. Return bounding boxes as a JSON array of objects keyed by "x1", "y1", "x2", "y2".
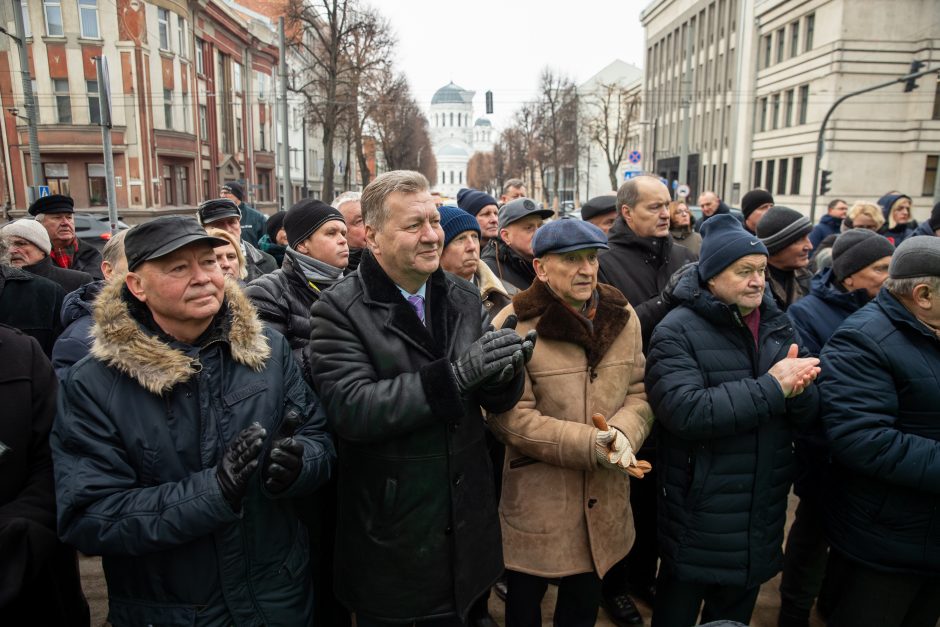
[{"x1": 674, "y1": 209, "x2": 690, "y2": 215}]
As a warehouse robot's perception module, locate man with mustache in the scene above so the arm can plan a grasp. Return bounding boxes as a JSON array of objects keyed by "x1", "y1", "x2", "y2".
[
  {"x1": 757, "y1": 206, "x2": 814, "y2": 311},
  {"x1": 1, "y1": 218, "x2": 92, "y2": 293},
  {"x1": 29, "y1": 195, "x2": 103, "y2": 280}
]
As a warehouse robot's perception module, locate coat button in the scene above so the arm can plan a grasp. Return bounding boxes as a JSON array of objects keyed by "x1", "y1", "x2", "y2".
[
  {"x1": 449, "y1": 421, "x2": 459, "y2": 432},
  {"x1": 588, "y1": 498, "x2": 598, "y2": 508},
  {"x1": 445, "y1": 525, "x2": 453, "y2": 535},
  {"x1": 453, "y1": 473, "x2": 463, "y2": 486}
]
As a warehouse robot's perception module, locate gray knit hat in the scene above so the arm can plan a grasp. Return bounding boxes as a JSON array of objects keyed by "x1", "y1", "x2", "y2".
[
  {"x1": 831, "y1": 229, "x2": 895, "y2": 281},
  {"x1": 889, "y1": 236, "x2": 940, "y2": 279},
  {"x1": 756, "y1": 206, "x2": 812, "y2": 254},
  {"x1": 1, "y1": 218, "x2": 52, "y2": 255}
]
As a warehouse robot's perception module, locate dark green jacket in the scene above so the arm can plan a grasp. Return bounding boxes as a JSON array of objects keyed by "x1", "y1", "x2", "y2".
[{"x1": 239, "y1": 202, "x2": 267, "y2": 248}]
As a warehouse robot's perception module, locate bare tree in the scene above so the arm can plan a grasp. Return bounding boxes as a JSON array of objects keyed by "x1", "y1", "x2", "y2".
[
  {"x1": 583, "y1": 82, "x2": 640, "y2": 191},
  {"x1": 534, "y1": 69, "x2": 578, "y2": 209},
  {"x1": 467, "y1": 152, "x2": 497, "y2": 193},
  {"x1": 369, "y1": 74, "x2": 436, "y2": 182}
]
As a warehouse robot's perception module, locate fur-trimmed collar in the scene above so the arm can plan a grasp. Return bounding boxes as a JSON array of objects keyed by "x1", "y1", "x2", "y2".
[
  {"x1": 90, "y1": 276, "x2": 270, "y2": 395},
  {"x1": 477, "y1": 261, "x2": 510, "y2": 299},
  {"x1": 513, "y1": 280, "x2": 630, "y2": 368}
]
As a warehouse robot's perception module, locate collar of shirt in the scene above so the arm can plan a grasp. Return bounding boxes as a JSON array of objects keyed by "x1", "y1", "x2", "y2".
[{"x1": 396, "y1": 282, "x2": 427, "y2": 301}]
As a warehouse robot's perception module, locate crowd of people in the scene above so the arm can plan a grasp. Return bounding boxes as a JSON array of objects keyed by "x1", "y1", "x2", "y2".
[{"x1": 1, "y1": 171, "x2": 938, "y2": 627}]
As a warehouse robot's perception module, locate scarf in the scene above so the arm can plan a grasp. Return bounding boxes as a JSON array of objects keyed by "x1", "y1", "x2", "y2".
[
  {"x1": 286, "y1": 247, "x2": 344, "y2": 293},
  {"x1": 50, "y1": 239, "x2": 78, "y2": 269}
]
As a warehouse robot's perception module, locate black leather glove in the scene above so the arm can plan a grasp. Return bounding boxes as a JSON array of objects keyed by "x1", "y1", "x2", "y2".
[
  {"x1": 262, "y1": 437, "x2": 304, "y2": 494},
  {"x1": 452, "y1": 327, "x2": 524, "y2": 394},
  {"x1": 216, "y1": 422, "x2": 266, "y2": 511},
  {"x1": 660, "y1": 262, "x2": 698, "y2": 310}
]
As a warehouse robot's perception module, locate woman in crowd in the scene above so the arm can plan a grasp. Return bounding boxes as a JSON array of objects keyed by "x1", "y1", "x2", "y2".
[
  {"x1": 668, "y1": 200, "x2": 702, "y2": 256},
  {"x1": 206, "y1": 227, "x2": 247, "y2": 284}
]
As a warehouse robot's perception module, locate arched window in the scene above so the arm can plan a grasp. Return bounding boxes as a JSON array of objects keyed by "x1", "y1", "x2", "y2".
[
  {"x1": 459, "y1": 171, "x2": 463, "y2": 184},
  {"x1": 441, "y1": 171, "x2": 446, "y2": 185},
  {"x1": 449, "y1": 171, "x2": 454, "y2": 184},
  {"x1": 450, "y1": 112, "x2": 454, "y2": 126}
]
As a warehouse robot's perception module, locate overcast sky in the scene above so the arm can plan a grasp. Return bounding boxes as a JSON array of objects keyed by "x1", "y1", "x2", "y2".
[{"x1": 375, "y1": 0, "x2": 647, "y2": 127}]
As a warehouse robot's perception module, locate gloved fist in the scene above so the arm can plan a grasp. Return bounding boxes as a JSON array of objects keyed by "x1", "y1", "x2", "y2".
[
  {"x1": 216, "y1": 422, "x2": 266, "y2": 511},
  {"x1": 660, "y1": 262, "x2": 697, "y2": 310},
  {"x1": 452, "y1": 325, "x2": 524, "y2": 394},
  {"x1": 263, "y1": 437, "x2": 304, "y2": 494}
]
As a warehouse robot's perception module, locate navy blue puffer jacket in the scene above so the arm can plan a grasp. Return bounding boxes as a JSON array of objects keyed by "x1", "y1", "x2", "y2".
[
  {"x1": 646, "y1": 268, "x2": 819, "y2": 588},
  {"x1": 818, "y1": 290, "x2": 940, "y2": 575},
  {"x1": 52, "y1": 280, "x2": 103, "y2": 379},
  {"x1": 786, "y1": 268, "x2": 871, "y2": 356}
]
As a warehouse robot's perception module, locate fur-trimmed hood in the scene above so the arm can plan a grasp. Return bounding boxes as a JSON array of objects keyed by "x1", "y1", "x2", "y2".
[{"x1": 90, "y1": 276, "x2": 270, "y2": 394}]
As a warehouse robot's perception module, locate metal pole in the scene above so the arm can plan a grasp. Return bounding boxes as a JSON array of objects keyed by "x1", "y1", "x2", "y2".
[
  {"x1": 278, "y1": 17, "x2": 291, "y2": 211},
  {"x1": 302, "y1": 116, "x2": 308, "y2": 199},
  {"x1": 677, "y1": 21, "x2": 693, "y2": 200},
  {"x1": 809, "y1": 65, "x2": 939, "y2": 222},
  {"x1": 94, "y1": 56, "x2": 118, "y2": 234},
  {"x1": 11, "y1": 0, "x2": 42, "y2": 203}
]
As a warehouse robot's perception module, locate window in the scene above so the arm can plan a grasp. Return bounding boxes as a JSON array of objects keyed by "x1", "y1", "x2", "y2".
[
  {"x1": 257, "y1": 72, "x2": 267, "y2": 99},
  {"x1": 754, "y1": 161, "x2": 763, "y2": 189},
  {"x1": 791, "y1": 157, "x2": 802, "y2": 195},
  {"x1": 199, "y1": 105, "x2": 208, "y2": 140},
  {"x1": 441, "y1": 171, "x2": 446, "y2": 185},
  {"x1": 459, "y1": 171, "x2": 463, "y2": 184},
  {"x1": 181, "y1": 89, "x2": 189, "y2": 132},
  {"x1": 202, "y1": 168, "x2": 210, "y2": 198},
  {"x1": 54, "y1": 79, "x2": 71, "y2": 123},
  {"x1": 765, "y1": 159, "x2": 775, "y2": 192},
  {"x1": 776, "y1": 28, "x2": 786, "y2": 63},
  {"x1": 789, "y1": 21, "x2": 800, "y2": 58},
  {"x1": 43, "y1": 163, "x2": 69, "y2": 195},
  {"x1": 164, "y1": 88, "x2": 173, "y2": 130},
  {"x1": 933, "y1": 77, "x2": 940, "y2": 120},
  {"x1": 784, "y1": 89, "x2": 794, "y2": 127},
  {"x1": 798, "y1": 85, "x2": 809, "y2": 124},
  {"x1": 175, "y1": 166, "x2": 189, "y2": 205},
  {"x1": 79, "y1": 0, "x2": 99, "y2": 38},
  {"x1": 162, "y1": 165, "x2": 174, "y2": 205},
  {"x1": 87, "y1": 80, "x2": 100, "y2": 125},
  {"x1": 43, "y1": 0, "x2": 63, "y2": 36},
  {"x1": 449, "y1": 112, "x2": 454, "y2": 126},
  {"x1": 777, "y1": 158, "x2": 788, "y2": 195},
  {"x1": 924, "y1": 156, "x2": 938, "y2": 197},
  {"x1": 158, "y1": 8, "x2": 170, "y2": 51},
  {"x1": 804, "y1": 14, "x2": 815, "y2": 52},
  {"x1": 178, "y1": 17, "x2": 187, "y2": 58},
  {"x1": 87, "y1": 164, "x2": 107, "y2": 206},
  {"x1": 235, "y1": 116, "x2": 242, "y2": 151},
  {"x1": 759, "y1": 97, "x2": 768, "y2": 132},
  {"x1": 233, "y1": 63, "x2": 242, "y2": 92},
  {"x1": 762, "y1": 34, "x2": 772, "y2": 69},
  {"x1": 259, "y1": 123, "x2": 266, "y2": 151},
  {"x1": 195, "y1": 39, "x2": 205, "y2": 74},
  {"x1": 257, "y1": 170, "x2": 271, "y2": 202},
  {"x1": 771, "y1": 93, "x2": 781, "y2": 130},
  {"x1": 20, "y1": 1, "x2": 30, "y2": 38},
  {"x1": 449, "y1": 171, "x2": 454, "y2": 185}
]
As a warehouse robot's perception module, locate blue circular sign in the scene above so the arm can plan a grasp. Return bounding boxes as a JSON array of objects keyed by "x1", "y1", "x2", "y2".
[{"x1": 628, "y1": 150, "x2": 642, "y2": 164}]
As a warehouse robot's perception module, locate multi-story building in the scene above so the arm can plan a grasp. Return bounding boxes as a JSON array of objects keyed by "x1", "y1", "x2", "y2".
[
  {"x1": 640, "y1": 0, "x2": 940, "y2": 219},
  {"x1": 429, "y1": 81, "x2": 495, "y2": 198}
]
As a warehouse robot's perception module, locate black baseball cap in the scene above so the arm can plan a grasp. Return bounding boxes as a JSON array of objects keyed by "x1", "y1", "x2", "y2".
[{"x1": 125, "y1": 215, "x2": 229, "y2": 271}]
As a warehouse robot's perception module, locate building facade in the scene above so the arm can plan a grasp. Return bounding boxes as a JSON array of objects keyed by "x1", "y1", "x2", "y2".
[{"x1": 429, "y1": 81, "x2": 495, "y2": 199}]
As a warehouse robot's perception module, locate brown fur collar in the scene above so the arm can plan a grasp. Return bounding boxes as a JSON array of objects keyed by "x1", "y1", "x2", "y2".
[
  {"x1": 90, "y1": 276, "x2": 270, "y2": 395},
  {"x1": 513, "y1": 280, "x2": 630, "y2": 368}
]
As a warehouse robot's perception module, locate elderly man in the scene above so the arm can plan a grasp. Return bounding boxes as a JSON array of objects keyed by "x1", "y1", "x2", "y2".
[
  {"x1": 757, "y1": 206, "x2": 814, "y2": 311},
  {"x1": 457, "y1": 188, "x2": 501, "y2": 247},
  {"x1": 52, "y1": 215, "x2": 335, "y2": 625},
  {"x1": 0, "y1": 236, "x2": 64, "y2": 356},
  {"x1": 28, "y1": 194, "x2": 103, "y2": 280},
  {"x1": 481, "y1": 197, "x2": 553, "y2": 292},
  {"x1": 809, "y1": 198, "x2": 848, "y2": 250},
  {"x1": 816, "y1": 236, "x2": 940, "y2": 627},
  {"x1": 333, "y1": 191, "x2": 365, "y2": 272},
  {"x1": 438, "y1": 205, "x2": 510, "y2": 316},
  {"x1": 307, "y1": 170, "x2": 534, "y2": 626},
  {"x1": 500, "y1": 178, "x2": 527, "y2": 205},
  {"x1": 693, "y1": 190, "x2": 740, "y2": 232},
  {"x1": 581, "y1": 194, "x2": 618, "y2": 234},
  {"x1": 740, "y1": 189, "x2": 774, "y2": 234},
  {"x1": 2, "y1": 218, "x2": 92, "y2": 293},
  {"x1": 646, "y1": 215, "x2": 820, "y2": 627},
  {"x1": 219, "y1": 182, "x2": 266, "y2": 247},
  {"x1": 198, "y1": 198, "x2": 276, "y2": 281},
  {"x1": 489, "y1": 219, "x2": 653, "y2": 627}
]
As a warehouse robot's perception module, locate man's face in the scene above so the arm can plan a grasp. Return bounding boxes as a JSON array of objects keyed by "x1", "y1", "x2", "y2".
[
  {"x1": 698, "y1": 193, "x2": 720, "y2": 217},
  {"x1": 534, "y1": 248, "x2": 600, "y2": 309},
  {"x1": 475, "y1": 205, "x2": 499, "y2": 239},
  {"x1": 220, "y1": 189, "x2": 240, "y2": 205},
  {"x1": 829, "y1": 201, "x2": 848, "y2": 219},
  {"x1": 769, "y1": 235, "x2": 812, "y2": 271},
  {"x1": 440, "y1": 230, "x2": 480, "y2": 281},
  {"x1": 6, "y1": 236, "x2": 45, "y2": 266},
  {"x1": 708, "y1": 254, "x2": 768, "y2": 315},
  {"x1": 501, "y1": 185, "x2": 526, "y2": 204},
  {"x1": 214, "y1": 243, "x2": 240, "y2": 280},
  {"x1": 367, "y1": 191, "x2": 443, "y2": 289},
  {"x1": 297, "y1": 220, "x2": 349, "y2": 269},
  {"x1": 891, "y1": 198, "x2": 912, "y2": 225},
  {"x1": 338, "y1": 201, "x2": 367, "y2": 249},
  {"x1": 624, "y1": 178, "x2": 671, "y2": 238},
  {"x1": 127, "y1": 243, "x2": 225, "y2": 334},
  {"x1": 500, "y1": 214, "x2": 542, "y2": 259},
  {"x1": 587, "y1": 213, "x2": 617, "y2": 235},
  {"x1": 209, "y1": 216, "x2": 241, "y2": 241},
  {"x1": 42, "y1": 212, "x2": 75, "y2": 246},
  {"x1": 843, "y1": 256, "x2": 891, "y2": 299},
  {"x1": 745, "y1": 204, "x2": 773, "y2": 233}
]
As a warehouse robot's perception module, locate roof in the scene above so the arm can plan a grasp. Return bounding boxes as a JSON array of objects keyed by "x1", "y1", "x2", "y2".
[
  {"x1": 435, "y1": 143, "x2": 471, "y2": 158},
  {"x1": 431, "y1": 82, "x2": 475, "y2": 105},
  {"x1": 474, "y1": 118, "x2": 492, "y2": 127}
]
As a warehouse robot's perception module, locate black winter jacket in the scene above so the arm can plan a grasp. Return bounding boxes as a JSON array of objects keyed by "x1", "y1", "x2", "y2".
[
  {"x1": 481, "y1": 238, "x2": 534, "y2": 292},
  {"x1": 818, "y1": 290, "x2": 940, "y2": 576},
  {"x1": 70, "y1": 238, "x2": 104, "y2": 280},
  {"x1": 243, "y1": 241, "x2": 277, "y2": 282},
  {"x1": 307, "y1": 250, "x2": 523, "y2": 623},
  {"x1": 24, "y1": 256, "x2": 93, "y2": 294},
  {"x1": 645, "y1": 270, "x2": 819, "y2": 588},
  {"x1": 52, "y1": 281, "x2": 103, "y2": 379},
  {"x1": 0, "y1": 265, "x2": 64, "y2": 356},
  {"x1": 598, "y1": 216, "x2": 698, "y2": 353},
  {"x1": 786, "y1": 268, "x2": 870, "y2": 356}
]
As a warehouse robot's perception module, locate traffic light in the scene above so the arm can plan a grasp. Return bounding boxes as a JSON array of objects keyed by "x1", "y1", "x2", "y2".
[
  {"x1": 485, "y1": 91, "x2": 494, "y2": 114},
  {"x1": 904, "y1": 60, "x2": 926, "y2": 92},
  {"x1": 820, "y1": 169, "x2": 832, "y2": 196}
]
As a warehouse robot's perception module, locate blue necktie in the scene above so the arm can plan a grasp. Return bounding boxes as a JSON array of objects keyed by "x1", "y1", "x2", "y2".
[{"x1": 407, "y1": 294, "x2": 426, "y2": 325}]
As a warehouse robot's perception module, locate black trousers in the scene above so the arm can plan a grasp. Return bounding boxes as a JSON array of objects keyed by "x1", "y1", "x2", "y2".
[
  {"x1": 826, "y1": 550, "x2": 940, "y2": 627},
  {"x1": 651, "y1": 575, "x2": 759, "y2": 627},
  {"x1": 778, "y1": 497, "x2": 830, "y2": 625},
  {"x1": 603, "y1": 468, "x2": 658, "y2": 597},
  {"x1": 505, "y1": 570, "x2": 601, "y2": 627}
]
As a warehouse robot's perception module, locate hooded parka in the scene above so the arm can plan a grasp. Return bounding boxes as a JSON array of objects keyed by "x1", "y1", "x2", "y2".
[
  {"x1": 52, "y1": 278, "x2": 336, "y2": 626},
  {"x1": 489, "y1": 281, "x2": 653, "y2": 578},
  {"x1": 645, "y1": 269, "x2": 820, "y2": 588}
]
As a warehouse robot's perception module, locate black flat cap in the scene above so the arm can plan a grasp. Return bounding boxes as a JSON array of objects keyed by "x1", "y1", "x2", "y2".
[
  {"x1": 125, "y1": 216, "x2": 229, "y2": 271},
  {"x1": 580, "y1": 195, "x2": 618, "y2": 221},
  {"x1": 28, "y1": 194, "x2": 74, "y2": 216},
  {"x1": 197, "y1": 198, "x2": 241, "y2": 226}
]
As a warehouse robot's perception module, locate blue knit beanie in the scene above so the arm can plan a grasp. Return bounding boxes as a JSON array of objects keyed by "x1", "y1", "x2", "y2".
[
  {"x1": 438, "y1": 205, "x2": 480, "y2": 248},
  {"x1": 456, "y1": 188, "x2": 498, "y2": 216},
  {"x1": 698, "y1": 214, "x2": 768, "y2": 281}
]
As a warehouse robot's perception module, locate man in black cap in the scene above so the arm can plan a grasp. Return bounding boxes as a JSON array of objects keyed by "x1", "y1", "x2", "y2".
[
  {"x1": 740, "y1": 188, "x2": 774, "y2": 234},
  {"x1": 481, "y1": 197, "x2": 553, "y2": 292},
  {"x1": 198, "y1": 198, "x2": 277, "y2": 281},
  {"x1": 457, "y1": 188, "x2": 500, "y2": 247},
  {"x1": 29, "y1": 194, "x2": 103, "y2": 280},
  {"x1": 220, "y1": 181, "x2": 267, "y2": 247},
  {"x1": 757, "y1": 206, "x2": 814, "y2": 311},
  {"x1": 51, "y1": 215, "x2": 335, "y2": 626},
  {"x1": 581, "y1": 194, "x2": 618, "y2": 234},
  {"x1": 817, "y1": 236, "x2": 940, "y2": 627}
]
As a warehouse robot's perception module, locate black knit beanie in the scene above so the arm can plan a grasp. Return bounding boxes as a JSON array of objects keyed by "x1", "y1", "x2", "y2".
[
  {"x1": 757, "y1": 206, "x2": 812, "y2": 254},
  {"x1": 929, "y1": 201, "x2": 940, "y2": 232},
  {"x1": 284, "y1": 198, "x2": 345, "y2": 249},
  {"x1": 740, "y1": 189, "x2": 774, "y2": 220},
  {"x1": 831, "y1": 229, "x2": 895, "y2": 281},
  {"x1": 265, "y1": 211, "x2": 287, "y2": 241}
]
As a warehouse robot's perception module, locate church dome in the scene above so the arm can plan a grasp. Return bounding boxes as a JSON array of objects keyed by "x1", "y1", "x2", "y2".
[
  {"x1": 474, "y1": 118, "x2": 492, "y2": 127},
  {"x1": 436, "y1": 143, "x2": 471, "y2": 158},
  {"x1": 432, "y1": 82, "x2": 474, "y2": 105}
]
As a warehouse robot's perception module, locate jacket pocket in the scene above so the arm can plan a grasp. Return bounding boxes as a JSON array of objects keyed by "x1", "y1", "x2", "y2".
[
  {"x1": 500, "y1": 462, "x2": 568, "y2": 535},
  {"x1": 222, "y1": 381, "x2": 267, "y2": 407},
  {"x1": 278, "y1": 525, "x2": 311, "y2": 580},
  {"x1": 108, "y1": 597, "x2": 197, "y2": 626},
  {"x1": 139, "y1": 446, "x2": 160, "y2": 487}
]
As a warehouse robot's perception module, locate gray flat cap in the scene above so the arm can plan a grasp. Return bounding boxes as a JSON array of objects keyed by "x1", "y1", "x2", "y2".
[{"x1": 889, "y1": 235, "x2": 940, "y2": 279}]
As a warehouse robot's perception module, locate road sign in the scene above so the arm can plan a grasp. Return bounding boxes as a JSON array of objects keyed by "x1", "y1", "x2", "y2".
[
  {"x1": 677, "y1": 184, "x2": 690, "y2": 198},
  {"x1": 628, "y1": 150, "x2": 642, "y2": 164},
  {"x1": 38, "y1": 185, "x2": 50, "y2": 198},
  {"x1": 624, "y1": 170, "x2": 642, "y2": 180}
]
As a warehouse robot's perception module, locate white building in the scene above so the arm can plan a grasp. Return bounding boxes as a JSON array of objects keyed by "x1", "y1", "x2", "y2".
[{"x1": 429, "y1": 82, "x2": 495, "y2": 198}]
